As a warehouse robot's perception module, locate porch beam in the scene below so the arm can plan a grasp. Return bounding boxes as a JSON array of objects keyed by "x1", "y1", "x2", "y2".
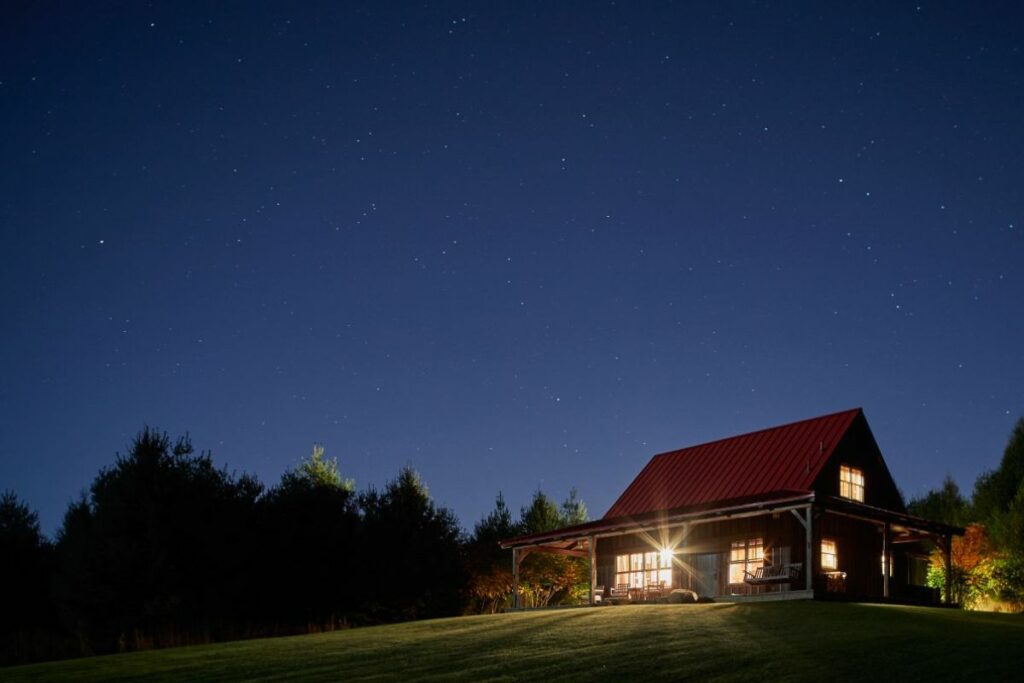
[
  {"x1": 535, "y1": 545, "x2": 589, "y2": 558},
  {"x1": 589, "y1": 502, "x2": 815, "y2": 541},
  {"x1": 503, "y1": 497, "x2": 817, "y2": 550}
]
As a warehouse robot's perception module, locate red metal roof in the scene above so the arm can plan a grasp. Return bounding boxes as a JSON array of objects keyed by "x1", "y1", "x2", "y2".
[{"x1": 603, "y1": 408, "x2": 862, "y2": 519}]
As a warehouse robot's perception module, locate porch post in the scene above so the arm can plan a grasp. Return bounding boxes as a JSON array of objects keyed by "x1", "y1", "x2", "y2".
[
  {"x1": 943, "y1": 534, "x2": 953, "y2": 605},
  {"x1": 805, "y1": 506, "x2": 813, "y2": 592},
  {"x1": 589, "y1": 535, "x2": 597, "y2": 606},
  {"x1": 882, "y1": 522, "x2": 890, "y2": 599},
  {"x1": 512, "y1": 547, "x2": 520, "y2": 610}
]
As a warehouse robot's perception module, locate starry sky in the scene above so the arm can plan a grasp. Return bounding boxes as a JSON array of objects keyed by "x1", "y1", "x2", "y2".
[{"x1": 2, "y1": 2, "x2": 1022, "y2": 535}]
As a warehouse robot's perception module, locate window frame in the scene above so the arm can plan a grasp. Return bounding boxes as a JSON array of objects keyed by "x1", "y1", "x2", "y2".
[
  {"x1": 615, "y1": 550, "x2": 671, "y2": 589},
  {"x1": 728, "y1": 538, "x2": 765, "y2": 585},
  {"x1": 821, "y1": 538, "x2": 838, "y2": 571},
  {"x1": 839, "y1": 464, "x2": 865, "y2": 502}
]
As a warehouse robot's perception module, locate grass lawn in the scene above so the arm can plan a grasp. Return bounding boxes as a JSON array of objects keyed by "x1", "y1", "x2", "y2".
[{"x1": 4, "y1": 602, "x2": 1022, "y2": 682}]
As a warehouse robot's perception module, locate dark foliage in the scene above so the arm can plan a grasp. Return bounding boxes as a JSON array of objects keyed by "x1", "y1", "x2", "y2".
[
  {"x1": 973, "y1": 417, "x2": 1024, "y2": 554},
  {"x1": 359, "y1": 468, "x2": 467, "y2": 621},
  {"x1": 53, "y1": 428, "x2": 263, "y2": 655},
  {"x1": 255, "y1": 446, "x2": 360, "y2": 630},
  {"x1": 1, "y1": 429, "x2": 570, "y2": 666},
  {"x1": 907, "y1": 475, "x2": 972, "y2": 527},
  {"x1": 464, "y1": 493, "x2": 518, "y2": 613},
  {"x1": 0, "y1": 492, "x2": 57, "y2": 664}
]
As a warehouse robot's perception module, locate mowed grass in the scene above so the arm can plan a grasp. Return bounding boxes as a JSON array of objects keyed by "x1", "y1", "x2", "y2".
[{"x1": 5, "y1": 602, "x2": 1022, "y2": 682}]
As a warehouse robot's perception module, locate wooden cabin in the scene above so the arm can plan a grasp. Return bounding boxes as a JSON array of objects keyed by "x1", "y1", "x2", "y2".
[{"x1": 501, "y1": 408, "x2": 962, "y2": 605}]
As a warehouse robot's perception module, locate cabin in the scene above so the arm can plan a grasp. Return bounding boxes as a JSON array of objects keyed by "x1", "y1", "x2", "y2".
[{"x1": 501, "y1": 408, "x2": 963, "y2": 606}]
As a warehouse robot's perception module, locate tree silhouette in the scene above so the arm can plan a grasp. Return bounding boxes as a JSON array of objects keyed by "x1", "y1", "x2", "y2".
[
  {"x1": 0, "y1": 491, "x2": 55, "y2": 664},
  {"x1": 257, "y1": 444, "x2": 359, "y2": 630},
  {"x1": 359, "y1": 467, "x2": 466, "y2": 621},
  {"x1": 54, "y1": 428, "x2": 262, "y2": 653}
]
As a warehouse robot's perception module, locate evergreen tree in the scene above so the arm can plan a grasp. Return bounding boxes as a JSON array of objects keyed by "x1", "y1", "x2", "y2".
[
  {"x1": 258, "y1": 444, "x2": 359, "y2": 629},
  {"x1": 973, "y1": 417, "x2": 1024, "y2": 551},
  {"x1": 54, "y1": 428, "x2": 263, "y2": 654},
  {"x1": 908, "y1": 475, "x2": 971, "y2": 527},
  {"x1": 359, "y1": 467, "x2": 466, "y2": 621},
  {"x1": 0, "y1": 492, "x2": 55, "y2": 665},
  {"x1": 516, "y1": 489, "x2": 590, "y2": 607},
  {"x1": 465, "y1": 493, "x2": 518, "y2": 613}
]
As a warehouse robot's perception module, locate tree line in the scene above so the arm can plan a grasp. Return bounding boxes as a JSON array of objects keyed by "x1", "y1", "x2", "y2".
[
  {"x1": 907, "y1": 417, "x2": 1024, "y2": 610},
  {"x1": 0, "y1": 428, "x2": 585, "y2": 666}
]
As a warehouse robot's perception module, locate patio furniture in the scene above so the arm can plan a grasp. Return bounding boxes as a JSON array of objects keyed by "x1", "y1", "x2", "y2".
[
  {"x1": 609, "y1": 583, "x2": 631, "y2": 601},
  {"x1": 645, "y1": 581, "x2": 665, "y2": 600},
  {"x1": 743, "y1": 563, "x2": 802, "y2": 586}
]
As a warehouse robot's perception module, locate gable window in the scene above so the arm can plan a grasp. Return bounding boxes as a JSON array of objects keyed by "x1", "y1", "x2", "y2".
[
  {"x1": 728, "y1": 538, "x2": 764, "y2": 584},
  {"x1": 615, "y1": 551, "x2": 671, "y2": 588},
  {"x1": 821, "y1": 539, "x2": 838, "y2": 571},
  {"x1": 839, "y1": 465, "x2": 865, "y2": 502}
]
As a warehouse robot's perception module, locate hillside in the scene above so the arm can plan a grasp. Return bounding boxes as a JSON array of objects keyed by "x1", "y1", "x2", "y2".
[{"x1": 5, "y1": 602, "x2": 1022, "y2": 682}]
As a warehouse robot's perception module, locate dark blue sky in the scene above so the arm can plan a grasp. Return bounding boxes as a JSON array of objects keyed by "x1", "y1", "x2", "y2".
[{"x1": 2, "y1": 2, "x2": 1022, "y2": 534}]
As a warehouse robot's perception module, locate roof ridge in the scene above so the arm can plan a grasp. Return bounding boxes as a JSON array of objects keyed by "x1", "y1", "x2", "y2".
[{"x1": 648, "y1": 407, "x2": 862, "y2": 460}]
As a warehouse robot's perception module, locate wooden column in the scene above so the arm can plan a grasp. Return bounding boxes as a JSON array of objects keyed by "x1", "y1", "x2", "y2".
[
  {"x1": 790, "y1": 506, "x2": 814, "y2": 592},
  {"x1": 588, "y1": 535, "x2": 597, "y2": 606},
  {"x1": 882, "y1": 522, "x2": 890, "y2": 599},
  {"x1": 512, "y1": 547, "x2": 520, "y2": 610},
  {"x1": 805, "y1": 506, "x2": 814, "y2": 592}
]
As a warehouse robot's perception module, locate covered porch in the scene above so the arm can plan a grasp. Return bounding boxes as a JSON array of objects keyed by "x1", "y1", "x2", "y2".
[
  {"x1": 504, "y1": 494, "x2": 821, "y2": 608},
  {"x1": 502, "y1": 493, "x2": 960, "y2": 607}
]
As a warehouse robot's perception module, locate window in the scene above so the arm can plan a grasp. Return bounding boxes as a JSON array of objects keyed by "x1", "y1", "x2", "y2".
[
  {"x1": 615, "y1": 551, "x2": 671, "y2": 588},
  {"x1": 839, "y1": 465, "x2": 865, "y2": 502},
  {"x1": 728, "y1": 538, "x2": 764, "y2": 584},
  {"x1": 821, "y1": 539, "x2": 838, "y2": 571}
]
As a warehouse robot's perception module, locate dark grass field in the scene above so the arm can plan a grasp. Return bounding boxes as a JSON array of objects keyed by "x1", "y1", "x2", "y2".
[{"x1": 4, "y1": 602, "x2": 1022, "y2": 682}]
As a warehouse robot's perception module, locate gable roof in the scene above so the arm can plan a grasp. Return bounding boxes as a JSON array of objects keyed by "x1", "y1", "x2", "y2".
[{"x1": 603, "y1": 408, "x2": 862, "y2": 519}]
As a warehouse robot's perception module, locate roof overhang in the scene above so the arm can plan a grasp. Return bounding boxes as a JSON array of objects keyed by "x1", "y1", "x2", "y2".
[
  {"x1": 819, "y1": 496, "x2": 965, "y2": 538},
  {"x1": 500, "y1": 492, "x2": 815, "y2": 549}
]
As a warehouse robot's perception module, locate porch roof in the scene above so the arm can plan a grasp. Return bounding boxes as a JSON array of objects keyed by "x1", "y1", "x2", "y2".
[
  {"x1": 820, "y1": 495, "x2": 965, "y2": 537},
  {"x1": 500, "y1": 492, "x2": 963, "y2": 550},
  {"x1": 500, "y1": 491, "x2": 814, "y2": 549}
]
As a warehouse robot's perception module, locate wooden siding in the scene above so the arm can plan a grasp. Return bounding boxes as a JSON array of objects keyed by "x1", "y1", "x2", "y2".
[
  {"x1": 595, "y1": 507, "x2": 938, "y2": 603},
  {"x1": 812, "y1": 412, "x2": 906, "y2": 512},
  {"x1": 596, "y1": 513, "x2": 808, "y2": 598}
]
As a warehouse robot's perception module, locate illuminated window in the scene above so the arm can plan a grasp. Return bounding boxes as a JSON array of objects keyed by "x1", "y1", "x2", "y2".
[
  {"x1": 728, "y1": 538, "x2": 764, "y2": 584},
  {"x1": 839, "y1": 465, "x2": 865, "y2": 502},
  {"x1": 615, "y1": 551, "x2": 672, "y2": 588},
  {"x1": 821, "y1": 539, "x2": 838, "y2": 570}
]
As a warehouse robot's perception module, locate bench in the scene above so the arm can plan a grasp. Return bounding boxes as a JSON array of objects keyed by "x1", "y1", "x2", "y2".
[
  {"x1": 743, "y1": 563, "x2": 802, "y2": 585},
  {"x1": 608, "y1": 583, "x2": 631, "y2": 600}
]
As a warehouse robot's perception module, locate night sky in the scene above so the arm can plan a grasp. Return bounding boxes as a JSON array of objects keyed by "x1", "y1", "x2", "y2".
[{"x1": 2, "y1": 2, "x2": 1022, "y2": 535}]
